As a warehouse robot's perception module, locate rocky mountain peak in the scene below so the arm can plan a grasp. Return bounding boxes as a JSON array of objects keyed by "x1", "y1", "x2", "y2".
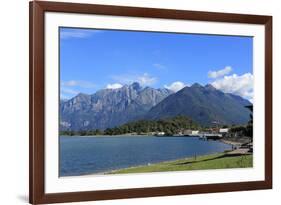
[
  {"x1": 205, "y1": 84, "x2": 216, "y2": 91},
  {"x1": 60, "y1": 83, "x2": 172, "y2": 131},
  {"x1": 130, "y1": 82, "x2": 142, "y2": 91},
  {"x1": 146, "y1": 84, "x2": 252, "y2": 126},
  {"x1": 191, "y1": 83, "x2": 203, "y2": 88}
]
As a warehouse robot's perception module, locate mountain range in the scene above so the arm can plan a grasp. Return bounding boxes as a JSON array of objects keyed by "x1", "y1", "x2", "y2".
[
  {"x1": 60, "y1": 82, "x2": 173, "y2": 130},
  {"x1": 145, "y1": 83, "x2": 251, "y2": 126},
  {"x1": 60, "y1": 82, "x2": 252, "y2": 131}
]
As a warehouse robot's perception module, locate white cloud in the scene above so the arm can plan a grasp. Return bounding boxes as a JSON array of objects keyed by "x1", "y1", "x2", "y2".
[
  {"x1": 137, "y1": 73, "x2": 157, "y2": 86},
  {"x1": 153, "y1": 63, "x2": 166, "y2": 70},
  {"x1": 60, "y1": 80, "x2": 95, "y2": 99},
  {"x1": 208, "y1": 66, "x2": 232, "y2": 78},
  {"x1": 60, "y1": 93, "x2": 69, "y2": 100},
  {"x1": 61, "y1": 80, "x2": 95, "y2": 88},
  {"x1": 106, "y1": 83, "x2": 123, "y2": 89},
  {"x1": 111, "y1": 73, "x2": 157, "y2": 86},
  {"x1": 211, "y1": 73, "x2": 253, "y2": 101},
  {"x1": 60, "y1": 29, "x2": 102, "y2": 39},
  {"x1": 61, "y1": 80, "x2": 78, "y2": 87},
  {"x1": 61, "y1": 87, "x2": 79, "y2": 95},
  {"x1": 164, "y1": 81, "x2": 188, "y2": 92}
]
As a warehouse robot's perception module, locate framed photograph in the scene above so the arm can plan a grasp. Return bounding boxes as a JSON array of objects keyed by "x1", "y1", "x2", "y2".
[{"x1": 29, "y1": 1, "x2": 272, "y2": 204}]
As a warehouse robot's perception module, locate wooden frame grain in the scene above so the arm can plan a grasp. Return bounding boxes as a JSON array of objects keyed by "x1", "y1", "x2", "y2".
[{"x1": 29, "y1": 1, "x2": 272, "y2": 204}]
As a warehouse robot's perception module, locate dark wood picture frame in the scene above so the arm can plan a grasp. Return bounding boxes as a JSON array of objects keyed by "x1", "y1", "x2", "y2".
[{"x1": 29, "y1": 1, "x2": 272, "y2": 204}]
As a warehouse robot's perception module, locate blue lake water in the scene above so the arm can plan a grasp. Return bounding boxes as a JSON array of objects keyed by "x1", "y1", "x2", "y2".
[{"x1": 59, "y1": 136, "x2": 232, "y2": 176}]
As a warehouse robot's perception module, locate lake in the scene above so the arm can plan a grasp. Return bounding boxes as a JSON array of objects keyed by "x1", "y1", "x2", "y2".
[{"x1": 59, "y1": 136, "x2": 232, "y2": 176}]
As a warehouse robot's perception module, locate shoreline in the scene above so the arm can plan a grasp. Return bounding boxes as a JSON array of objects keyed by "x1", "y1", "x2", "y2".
[
  {"x1": 64, "y1": 150, "x2": 252, "y2": 177},
  {"x1": 104, "y1": 152, "x2": 226, "y2": 175},
  {"x1": 62, "y1": 152, "x2": 225, "y2": 177},
  {"x1": 219, "y1": 139, "x2": 243, "y2": 146}
]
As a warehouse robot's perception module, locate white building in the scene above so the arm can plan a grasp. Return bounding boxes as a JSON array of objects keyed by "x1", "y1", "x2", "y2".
[
  {"x1": 156, "y1": 132, "x2": 165, "y2": 136},
  {"x1": 219, "y1": 128, "x2": 229, "y2": 133},
  {"x1": 191, "y1": 130, "x2": 199, "y2": 135},
  {"x1": 219, "y1": 128, "x2": 229, "y2": 137}
]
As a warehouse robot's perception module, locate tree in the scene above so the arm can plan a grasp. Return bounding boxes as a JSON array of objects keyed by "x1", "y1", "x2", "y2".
[
  {"x1": 245, "y1": 105, "x2": 253, "y2": 140},
  {"x1": 60, "y1": 115, "x2": 201, "y2": 136}
]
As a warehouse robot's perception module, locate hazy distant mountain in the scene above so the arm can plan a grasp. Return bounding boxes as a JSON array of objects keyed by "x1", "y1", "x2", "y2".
[
  {"x1": 60, "y1": 82, "x2": 173, "y2": 131},
  {"x1": 145, "y1": 83, "x2": 252, "y2": 126}
]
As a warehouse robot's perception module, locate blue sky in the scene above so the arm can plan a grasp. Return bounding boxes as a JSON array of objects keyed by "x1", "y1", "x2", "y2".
[{"x1": 60, "y1": 27, "x2": 253, "y2": 101}]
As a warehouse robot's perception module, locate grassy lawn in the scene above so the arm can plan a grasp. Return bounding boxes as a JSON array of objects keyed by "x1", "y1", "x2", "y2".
[{"x1": 109, "y1": 153, "x2": 253, "y2": 174}]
